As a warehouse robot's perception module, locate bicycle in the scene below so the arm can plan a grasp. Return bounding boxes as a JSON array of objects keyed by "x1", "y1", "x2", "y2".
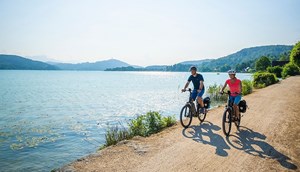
[
  {"x1": 180, "y1": 88, "x2": 209, "y2": 128},
  {"x1": 221, "y1": 91, "x2": 242, "y2": 136}
]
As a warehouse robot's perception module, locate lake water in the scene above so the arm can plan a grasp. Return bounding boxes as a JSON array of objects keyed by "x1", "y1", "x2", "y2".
[{"x1": 0, "y1": 71, "x2": 252, "y2": 171}]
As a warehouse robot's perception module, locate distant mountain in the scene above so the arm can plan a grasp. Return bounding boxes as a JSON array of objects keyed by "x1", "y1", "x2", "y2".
[
  {"x1": 52, "y1": 59, "x2": 132, "y2": 70},
  {"x1": 164, "y1": 45, "x2": 293, "y2": 72},
  {"x1": 26, "y1": 55, "x2": 62, "y2": 63},
  {"x1": 1, "y1": 45, "x2": 293, "y2": 72},
  {"x1": 104, "y1": 45, "x2": 293, "y2": 72},
  {"x1": 179, "y1": 59, "x2": 213, "y2": 65},
  {"x1": 0, "y1": 54, "x2": 59, "y2": 70},
  {"x1": 204, "y1": 45, "x2": 293, "y2": 69}
]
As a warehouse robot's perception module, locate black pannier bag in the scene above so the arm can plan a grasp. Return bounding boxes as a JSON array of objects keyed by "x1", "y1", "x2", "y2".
[
  {"x1": 203, "y1": 97, "x2": 211, "y2": 109},
  {"x1": 239, "y1": 100, "x2": 247, "y2": 113}
]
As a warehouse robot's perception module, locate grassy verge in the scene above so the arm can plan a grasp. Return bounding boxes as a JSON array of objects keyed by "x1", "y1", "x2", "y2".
[{"x1": 100, "y1": 111, "x2": 176, "y2": 150}]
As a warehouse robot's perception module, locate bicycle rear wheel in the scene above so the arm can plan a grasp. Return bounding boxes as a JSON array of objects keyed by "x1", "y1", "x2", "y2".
[
  {"x1": 235, "y1": 113, "x2": 241, "y2": 128},
  {"x1": 180, "y1": 104, "x2": 192, "y2": 128},
  {"x1": 222, "y1": 108, "x2": 232, "y2": 136},
  {"x1": 198, "y1": 108, "x2": 207, "y2": 123}
]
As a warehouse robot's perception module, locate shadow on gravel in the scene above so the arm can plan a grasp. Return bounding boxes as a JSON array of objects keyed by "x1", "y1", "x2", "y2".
[
  {"x1": 226, "y1": 126, "x2": 297, "y2": 170},
  {"x1": 182, "y1": 121, "x2": 230, "y2": 157}
]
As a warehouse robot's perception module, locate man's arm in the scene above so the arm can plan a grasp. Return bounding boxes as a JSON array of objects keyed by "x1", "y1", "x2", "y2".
[
  {"x1": 182, "y1": 81, "x2": 190, "y2": 92},
  {"x1": 198, "y1": 80, "x2": 204, "y2": 92}
]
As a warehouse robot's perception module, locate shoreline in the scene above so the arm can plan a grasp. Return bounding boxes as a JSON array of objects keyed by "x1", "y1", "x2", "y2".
[{"x1": 59, "y1": 76, "x2": 300, "y2": 172}]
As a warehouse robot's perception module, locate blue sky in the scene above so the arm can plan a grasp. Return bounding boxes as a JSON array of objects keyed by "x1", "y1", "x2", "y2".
[{"x1": 0, "y1": 0, "x2": 299, "y2": 66}]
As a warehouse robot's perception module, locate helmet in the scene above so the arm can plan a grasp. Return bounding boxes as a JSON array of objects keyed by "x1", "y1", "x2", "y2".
[
  {"x1": 189, "y1": 66, "x2": 197, "y2": 71},
  {"x1": 227, "y1": 70, "x2": 236, "y2": 74}
]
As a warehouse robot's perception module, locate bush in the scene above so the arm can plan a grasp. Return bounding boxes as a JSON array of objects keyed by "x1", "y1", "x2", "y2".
[
  {"x1": 129, "y1": 111, "x2": 176, "y2": 137},
  {"x1": 101, "y1": 123, "x2": 133, "y2": 149},
  {"x1": 100, "y1": 111, "x2": 176, "y2": 149},
  {"x1": 282, "y1": 63, "x2": 300, "y2": 78},
  {"x1": 290, "y1": 41, "x2": 300, "y2": 67},
  {"x1": 241, "y1": 80, "x2": 253, "y2": 95},
  {"x1": 162, "y1": 116, "x2": 177, "y2": 127},
  {"x1": 253, "y1": 72, "x2": 279, "y2": 88},
  {"x1": 267, "y1": 66, "x2": 283, "y2": 78}
]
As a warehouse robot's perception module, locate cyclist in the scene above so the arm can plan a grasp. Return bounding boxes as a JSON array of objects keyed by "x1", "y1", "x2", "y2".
[
  {"x1": 182, "y1": 66, "x2": 205, "y2": 113},
  {"x1": 220, "y1": 70, "x2": 242, "y2": 120}
]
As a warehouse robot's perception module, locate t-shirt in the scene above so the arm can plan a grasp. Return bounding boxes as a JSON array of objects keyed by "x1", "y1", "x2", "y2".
[
  {"x1": 188, "y1": 74, "x2": 204, "y2": 90},
  {"x1": 226, "y1": 78, "x2": 241, "y2": 96}
]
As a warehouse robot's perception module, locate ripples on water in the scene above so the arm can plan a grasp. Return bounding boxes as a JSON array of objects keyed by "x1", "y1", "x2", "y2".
[{"x1": 0, "y1": 71, "x2": 251, "y2": 171}]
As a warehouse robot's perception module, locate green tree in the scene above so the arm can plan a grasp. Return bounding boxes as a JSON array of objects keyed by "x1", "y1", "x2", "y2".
[
  {"x1": 220, "y1": 64, "x2": 231, "y2": 72},
  {"x1": 279, "y1": 51, "x2": 291, "y2": 61},
  {"x1": 255, "y1": 56, "x2": 271, "y2": 71},
  {"x1": 290, "y1": 41, "x2": 300, "y2": 67}
]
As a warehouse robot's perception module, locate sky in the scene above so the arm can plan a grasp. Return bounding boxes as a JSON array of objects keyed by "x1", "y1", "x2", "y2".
[{"x1": 0, "y1": 0, "x2": 300, "y2": 66}]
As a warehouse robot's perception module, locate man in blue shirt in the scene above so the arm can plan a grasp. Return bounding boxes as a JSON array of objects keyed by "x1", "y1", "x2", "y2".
[{"x1": 182, "y1": 66, "x2": 205, "y2": 113}]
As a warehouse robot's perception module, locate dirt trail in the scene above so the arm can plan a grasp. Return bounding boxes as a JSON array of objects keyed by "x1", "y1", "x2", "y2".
[{"x1": 61, "y1": 76, "x2": 300, "y2": 172}]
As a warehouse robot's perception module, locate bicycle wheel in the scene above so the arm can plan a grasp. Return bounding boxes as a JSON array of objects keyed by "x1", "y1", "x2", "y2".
[
  {"x1": 222, "y1": 108, "x2": 232, "y2": 136},
  {"x1": 235, "y1": 113, "x2": 241, "y2": 128},
  {"x1": 180, "y1": 104, "x2": 192, "y2": 128},
  {"x1": 198, "y1": 108, "x2": 207, "y2": 123}
]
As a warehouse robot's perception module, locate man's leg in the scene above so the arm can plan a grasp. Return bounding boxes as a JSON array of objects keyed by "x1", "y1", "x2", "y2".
[
  {"x1": 197, "y1": 89, "x2": 205, "y2": 113},
  {"x1": 197, "y1": 97, "x2": 204, "y2": 107}
]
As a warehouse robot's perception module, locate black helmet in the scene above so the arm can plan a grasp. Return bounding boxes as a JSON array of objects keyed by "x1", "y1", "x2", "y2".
[{"x1": 189, "y1": 66, "x2": 197, "y2": 71}]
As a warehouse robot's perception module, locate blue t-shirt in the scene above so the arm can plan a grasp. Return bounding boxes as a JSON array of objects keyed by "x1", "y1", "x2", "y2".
[{"x1": 188, "y1": 74, "x2": 204, "y2": 90}]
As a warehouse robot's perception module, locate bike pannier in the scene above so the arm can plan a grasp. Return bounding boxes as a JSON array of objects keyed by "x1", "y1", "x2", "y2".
[
  {"x1": 203, "y1": 97, "x2": 211, "y2": 109},
  {"x1": 238, "y1": 100, "x2": 247, "y2": 113}
]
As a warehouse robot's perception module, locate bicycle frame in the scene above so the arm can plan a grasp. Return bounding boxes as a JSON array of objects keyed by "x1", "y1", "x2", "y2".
[
  {"x1": 224, "y1": 91, "x2": 238, "y2": 115},
  {"x1": 186, "y1": 89, "x2": 199, "y2": 115}
]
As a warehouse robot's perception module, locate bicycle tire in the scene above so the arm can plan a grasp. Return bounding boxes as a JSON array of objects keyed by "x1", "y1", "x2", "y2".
[
  {"x1": 198, "y1": 108, "x2": 207, "y2": 123},
  {"x1": 180, "y1": 104, "x2": 193, "y2": 128},
  {"x1": 235, "y1": 113, "x2": 241, "y2": 128},
  {"x1": 222, "y1": 108, "x2": 232, "y2": 136}
]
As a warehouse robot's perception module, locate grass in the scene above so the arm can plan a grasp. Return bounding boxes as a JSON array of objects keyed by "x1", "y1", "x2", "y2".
[{"x1": 100, "y1": 111, "x2": 176, "y2": 149}]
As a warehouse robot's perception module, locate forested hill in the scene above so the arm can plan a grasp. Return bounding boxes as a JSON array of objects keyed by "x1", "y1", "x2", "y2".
[
  {"x1": 167, "y1": 45, "x2": 293, "y2": 72},
  {"x1": 0, "y1": 45, "x2": 293, "y2": 72},
  {"x1": 202, "y1": 45, "x2": 293, "y2": 69},
  {"x1": 0, "y1": 54, "x2": 59, "y2": 70}
]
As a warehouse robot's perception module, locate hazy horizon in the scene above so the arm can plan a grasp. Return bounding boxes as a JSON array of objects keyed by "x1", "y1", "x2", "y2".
[{"x1": 1, "y1": 0, "x2": 299, "y2": 66}]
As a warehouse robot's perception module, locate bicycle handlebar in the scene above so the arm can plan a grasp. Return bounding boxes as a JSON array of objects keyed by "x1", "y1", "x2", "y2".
[
  {"x1": 220, "y1": 91, "x2": 241, "y2": 95},
  {"x1": 182, "y1": 88, "x2": 192, "y2": 92}
]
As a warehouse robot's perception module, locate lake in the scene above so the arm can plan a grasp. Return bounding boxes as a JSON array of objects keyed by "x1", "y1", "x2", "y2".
[{"x1": 0, "y1": 71, "x2": 252, "y2": 171}]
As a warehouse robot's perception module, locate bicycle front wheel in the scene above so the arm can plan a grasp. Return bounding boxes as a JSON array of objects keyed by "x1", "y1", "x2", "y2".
[
  {"x1": 180, "y1": 104, "x2": 192, "y2": 128},
  {"x1": 222, "y1": 108, "x2": 232, "y2": 136}
]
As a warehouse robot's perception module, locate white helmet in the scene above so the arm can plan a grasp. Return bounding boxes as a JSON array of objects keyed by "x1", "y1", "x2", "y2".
[{"x1": 228, "y1": 70, "x2": 236, "y2": 74}]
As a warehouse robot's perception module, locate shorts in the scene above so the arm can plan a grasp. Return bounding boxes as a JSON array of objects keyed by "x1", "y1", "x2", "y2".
[
  {"x1": 230, "y1": 95, "x2": 242, "y2": 105},
  {"x1": 191, "y1": 89, "x2": 205, "y2": 100}
]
